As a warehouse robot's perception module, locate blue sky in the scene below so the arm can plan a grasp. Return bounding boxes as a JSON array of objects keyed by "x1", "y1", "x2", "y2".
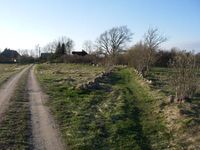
[{"x1": 0, "y1": 0, "x2": 199, "y2": 52}]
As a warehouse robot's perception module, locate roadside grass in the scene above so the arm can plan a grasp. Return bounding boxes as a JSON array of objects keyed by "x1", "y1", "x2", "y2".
[
  {"x1": 36, "y1": 64, "x2": 170, "y2": 150},
  {"x1": 0, "y1": 64, "x2": 27, "y2": 86},
  {"x1": 0, "y1": 68, "x2": 32, "y2": 150}
]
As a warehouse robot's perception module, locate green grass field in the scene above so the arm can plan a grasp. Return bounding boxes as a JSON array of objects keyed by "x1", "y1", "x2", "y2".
[{"x1": 36, "y1": 64, "x2": 171, "y2": 150}]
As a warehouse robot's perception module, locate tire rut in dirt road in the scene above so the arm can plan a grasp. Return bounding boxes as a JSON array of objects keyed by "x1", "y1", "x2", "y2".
[
  {"x1": 28, "y1": 66, "x2": 66, "y2": 150},
  {"x1": 0, "y1": 66, "x2": 31, "y2": 121}
]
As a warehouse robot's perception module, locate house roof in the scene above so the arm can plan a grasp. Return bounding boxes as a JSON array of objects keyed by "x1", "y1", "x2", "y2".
[
  {"x1": 72, "y1": 50, "x2": 88, "y2": 56},
  {"x1": 0, "y1": 49, "x2": 20, "y2": 58}
]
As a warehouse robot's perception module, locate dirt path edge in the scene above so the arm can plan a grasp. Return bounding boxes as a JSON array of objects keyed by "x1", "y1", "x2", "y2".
[{"x1": 28, "y1": 65, "x2": 67, "y2": 150}]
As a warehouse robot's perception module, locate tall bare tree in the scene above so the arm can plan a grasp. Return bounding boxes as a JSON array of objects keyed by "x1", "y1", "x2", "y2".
[
  {"x1": 96, "y1": 26, "x2": 133, "y2": 64},
  {"x1": 82, "y1": 40, "x2": 94, "y2": 54},
  {"x1": 18, "y1": 49, "x2": 29, "y2": 56},
  {"x1": 143, "y1": 27, "x2": 167, "y2": 75},
  {"x1": 65, "y1": 38, "x2": 74, "y2": 55},
  {"x1": 42, "y1": 41, "x2": 58, "y2": 54}
]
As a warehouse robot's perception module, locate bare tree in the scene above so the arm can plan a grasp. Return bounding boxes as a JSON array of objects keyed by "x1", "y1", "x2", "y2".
[
  {"x1": 35, "y1": 44, "x2": 40, "y2": 58},
  {"x1": 18, "y1": 49, "x2": 29, "y2": 56},
  {"x1": 29, "y1": 49, "x2": 36, "y2": 57},
  {"x1": 96, "y1": 26, "x2": 133, "y2": 64},
  {"x1": 42, "y1": 36, "x2": 74, "y2": 55},
  {"x1": 65, "y1": 38, "x2": 74, "y2": 55},
  {"x1": 42, "y1": 41, "x2": 57, "y2": 54},
  {"x1": 143, "y1": 27, "x2": 167, "y2": 75},
  {"x1": 169, "y1": 50, "x2": 199, "y2": 101},
  {"x1": 144, "y1": 28, "x2": 167, "y2": 50},
  {"x1": 82, "y1": 40, "x2": 94, "y2": 54},
  {"x1": 18, "y1": 49, "x2": 35, "y2": 63}
]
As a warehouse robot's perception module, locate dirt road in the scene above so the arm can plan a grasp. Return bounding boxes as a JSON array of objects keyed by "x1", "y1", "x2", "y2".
[
  {"x1": 28, "y1": 66, "x2": 66, "y2": 150},
  {"x1": 0, "y1": 66, "x2": 30, "y2": 120}
]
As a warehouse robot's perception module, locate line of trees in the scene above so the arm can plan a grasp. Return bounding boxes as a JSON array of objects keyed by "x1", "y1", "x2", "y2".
[
  {"x1": 39, "y1": 26, "x2": 133, "y2": 64},
  {"x1": 42, "y1": 37, "x2": 74, "y2": 55},
  {"x1": 39, "y1": 26, "x2": 199, "y2": 72},
  {"x1": 0, "y1": 25, "x2": 199, "y2": 100}
]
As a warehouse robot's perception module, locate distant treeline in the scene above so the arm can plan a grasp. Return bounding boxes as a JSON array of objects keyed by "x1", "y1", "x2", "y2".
[
  {"x1": 38, "y1": 26, "x2": 200, "y2": 74},
  {"x1": 1, "y1": 46, "x2": 199, "y2": 69},
  {"x1": 1, "y1": 26, "x2": 199, "y2": 70}
]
